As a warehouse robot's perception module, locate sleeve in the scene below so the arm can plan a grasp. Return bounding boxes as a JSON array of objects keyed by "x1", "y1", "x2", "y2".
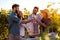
[
  {"x1": 38, "y1": 14, "x2": 42, "y2": 20},
  {"x1": 37, "y1": 14, "x2": 43, "y2": 24},
  {"x1": 28, "y1": 15, "x2": 32, "y2": 20},
  {"x1": 11, "y1": 15, "x2": 22, "y2": 24}
]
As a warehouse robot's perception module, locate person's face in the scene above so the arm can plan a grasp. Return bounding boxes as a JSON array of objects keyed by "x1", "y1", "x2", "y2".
[
  {"x1": 14, "y1": 7, "x2": 19, "y2": 13},
  {"x1": 42, "y1": 12, "x2": 46, "y2": 17},
  {"x1": 42, "y1": 12, "x2": 48, "y2": 19},
  {"x1": 33, "y1": 8, "x2": 38, "y2": 14},
  {"x1": 18, "y1": 12, "x2": 23, "y2": 18},
  {"x1": 40, "y1": 10, "x2": 46, "y2": 17}
]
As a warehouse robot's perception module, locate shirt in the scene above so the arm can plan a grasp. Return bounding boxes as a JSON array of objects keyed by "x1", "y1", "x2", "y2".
[
  {"x1": 28, "y1": 14, "x2": 42, "y2": 36},
  {"x1": 8, "y1": 11, "x2": 21, "y2": 36}
]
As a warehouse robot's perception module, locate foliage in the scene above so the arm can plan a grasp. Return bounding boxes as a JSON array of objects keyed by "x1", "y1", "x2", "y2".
[
  {"x1": 0, "y1": 6, "x2": 60, "y2": 40},
  {"x1": 0, "y1": 9, "x2": 8, "y2": 40}
]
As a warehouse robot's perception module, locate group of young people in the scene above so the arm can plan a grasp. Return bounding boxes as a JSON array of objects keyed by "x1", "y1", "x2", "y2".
[{"x1": 8, "y1": 4, "x2": 52, "y2": 40}]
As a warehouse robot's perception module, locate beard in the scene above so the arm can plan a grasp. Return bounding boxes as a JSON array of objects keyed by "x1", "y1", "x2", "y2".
[{"x1": 15, "y1": 10, "x2": 18, "y2": 14}]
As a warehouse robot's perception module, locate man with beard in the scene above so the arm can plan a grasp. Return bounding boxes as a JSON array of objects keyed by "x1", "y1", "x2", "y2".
[
  {"x1": 8, "y1": 4, "x2": 20, "y2": 40},
  {"x1": 8, "y1": 4, "x2": 33, "y2": 40}
]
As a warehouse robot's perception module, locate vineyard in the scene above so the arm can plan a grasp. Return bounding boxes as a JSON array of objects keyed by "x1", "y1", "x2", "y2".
[{"x1": 0, "y1": 5, "x2": 60, "y2": 40}]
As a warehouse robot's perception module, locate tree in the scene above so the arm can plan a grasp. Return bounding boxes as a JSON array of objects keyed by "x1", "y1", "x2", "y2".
[{"x1": 0, "y1": 9, "x2": 9, "y2": 40}]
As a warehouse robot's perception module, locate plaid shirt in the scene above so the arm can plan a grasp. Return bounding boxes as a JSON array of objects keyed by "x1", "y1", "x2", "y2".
[{"x1": 28, "y1": 14, "x2": 42, "y2": 36}]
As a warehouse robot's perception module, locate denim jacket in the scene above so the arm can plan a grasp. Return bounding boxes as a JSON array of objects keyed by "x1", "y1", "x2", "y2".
[{"x1": 8, "y1": 11, "x2": 21, "y2": 36}]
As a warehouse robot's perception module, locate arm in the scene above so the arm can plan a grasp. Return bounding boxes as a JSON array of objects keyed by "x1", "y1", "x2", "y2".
[
  {"x1": 20, "y1": 19, "x2": 32, "y2": 24},
  {"x1": 38, "y1": 21, "x2": 46, "y2": 27},
  {"x1": 36, "y1": 14, "x2": 46, "y2": 27},
  {"x1": 28, "y1": 15, "x2": 32, "y2": 20},
  {"x1": 19, "y1": 15, "x2": 33, "y2": 24},
  {"x1": 11, "y1": 15, "x2": 21, "y2": 24},
  {"x1": 11, "y1": 15, "x2": 31, "y2": 24}
]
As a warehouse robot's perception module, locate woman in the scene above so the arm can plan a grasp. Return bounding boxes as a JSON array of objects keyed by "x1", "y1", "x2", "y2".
[
  {"x1": 17, "y1": 11, "x2": 33, "y2": 38},
  {"x1": 40, "y1": 9, "x2": 52, "y2": 32},
  {"x1": 17, "y1": 11, "x2": 25, "y2": 38}
]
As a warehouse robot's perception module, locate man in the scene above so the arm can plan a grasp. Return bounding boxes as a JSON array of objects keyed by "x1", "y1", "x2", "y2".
[
  {"x1": 8, "y1": 4, "x2": 21, "y2": 40},
  {"x1": 8, "y1": 4, "x2": 33, "y2": 40},
  {"x1": 28, "y1": 7, "x2": 46, "y2": 40}
]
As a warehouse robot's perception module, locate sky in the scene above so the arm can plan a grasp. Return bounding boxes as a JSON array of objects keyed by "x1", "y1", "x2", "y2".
[{"x1": 0, "y1": 0, "x2": 60, "y2": 12}]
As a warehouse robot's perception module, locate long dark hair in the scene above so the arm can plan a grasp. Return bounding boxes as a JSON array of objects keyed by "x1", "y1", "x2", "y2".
[
  {"x1": 17, "y1": 11, "x2": 22, "y2": 19},
  {"x1": 17, "y1": 11, "x2": 24, "y2": 20}
]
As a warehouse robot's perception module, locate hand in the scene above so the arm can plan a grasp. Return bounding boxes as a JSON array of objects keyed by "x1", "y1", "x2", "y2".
[
  {"x1": 31, "y1": 17, "x2": 36, "y2": 22},
  {"x1": 42, "y1": 23, "x2": 46, "y2": 27},
  {"x1": 35, "y1": 18, "x2": 39, "y2": 22},
  {"x1": 33, "y1": 18, "x2": 39, "y2": 23},
  {"x1": 31, "y1": 18, "x2": 39, "y2": 22}
]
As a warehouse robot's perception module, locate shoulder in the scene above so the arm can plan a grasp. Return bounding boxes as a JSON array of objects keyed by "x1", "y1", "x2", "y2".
[
  {"x1": 37, "y1": 14, "x2": 42, "y2": 19},
  {"x1": 8, "y1": 12, "x2": 12, "y2": 17},
  {"x1": 8, "y1": 12, "x2": 15, "y2": 17},
  {"x1": 37, "y1": 14, "x2": 41, "y2": 17},
  {"x1": 28, "y1": 14, "x2": 32, "y2": 17}
]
